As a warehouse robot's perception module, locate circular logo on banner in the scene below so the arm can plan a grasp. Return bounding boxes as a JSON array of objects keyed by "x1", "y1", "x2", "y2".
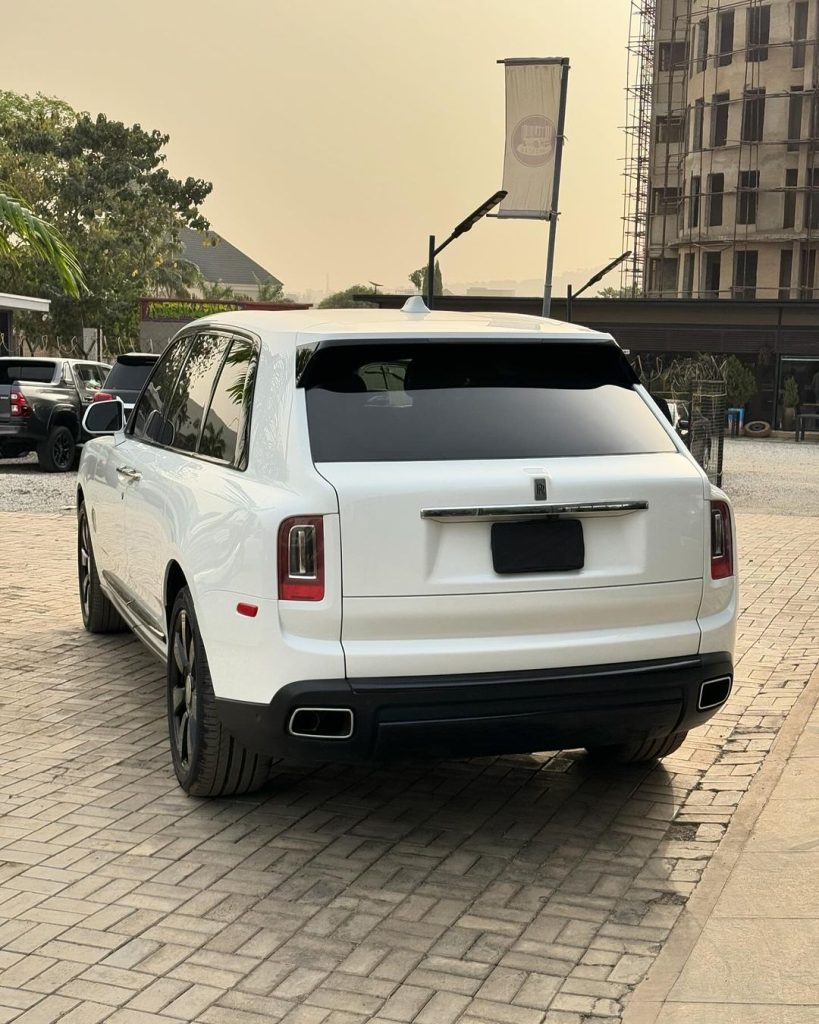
[{"x1": 512, "y1": 115, "x2": 556, "y2": 166}]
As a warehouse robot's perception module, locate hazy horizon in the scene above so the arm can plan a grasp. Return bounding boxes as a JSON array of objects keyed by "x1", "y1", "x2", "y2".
[{"x1": 5, "y1": 1, "x2": 630, "y2": 296}]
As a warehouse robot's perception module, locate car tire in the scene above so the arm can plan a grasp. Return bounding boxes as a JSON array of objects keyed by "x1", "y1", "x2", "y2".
[
  {"x1": 78, "y1": 504, "x2": 128, "y2": 634},
  {"x1": 743, "y1": 420, "x2": 771, "y2": 438},
  {"x1": 167, "y1": 587, "x2": 272, "y2": 797},
  {"x1": 585, "y1": 730, "x2": 688, "y2": 764},
  {"x1": 38, "y1": 425, "x2": 76, "y2": 472}
]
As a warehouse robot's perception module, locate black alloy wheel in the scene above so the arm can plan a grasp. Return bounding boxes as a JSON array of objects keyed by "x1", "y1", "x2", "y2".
[
  {"x1": 170, "y1": 607, "x2": 198, "y2": 775},
  {"x1": 78, "y1": 510, "x2": 92, "y2": 624},
  {"x1": 76, "y1": 503, "x2": 127, "y2": 633},
  {"x1": 38, "y1": 424, "x2": 76, "y2": 472},
  {"x1": 166, "y1": 587, "x2": 273, "y2": 796}
]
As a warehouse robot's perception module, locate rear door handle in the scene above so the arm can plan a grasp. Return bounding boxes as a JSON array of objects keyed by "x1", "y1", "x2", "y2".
[{"x1": 116, "y1": 465, "x2": 141, "y2": 482}]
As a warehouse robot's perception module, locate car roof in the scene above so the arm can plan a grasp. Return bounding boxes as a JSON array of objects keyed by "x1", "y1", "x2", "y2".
[{"x1": 192, "y1": 307, "x2": 617, "y2": 349}]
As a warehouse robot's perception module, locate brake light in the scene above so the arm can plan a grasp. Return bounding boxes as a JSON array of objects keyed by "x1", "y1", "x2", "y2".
[
  {"x1": 277, "y1": 516, "x2": 325, "y2": 601},
  {"x1": 93, "y1": 391, "x2": 114, "y2": 402},
  {"x1": 710, "y1": 500, "x2": 733, "y2": 579},
  {"x1": 9, "y1": 387, "x2": 31, "y2": 418}
]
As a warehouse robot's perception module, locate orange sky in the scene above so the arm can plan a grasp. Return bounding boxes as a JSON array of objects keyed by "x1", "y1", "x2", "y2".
[{"x1": 5, "y1": 0, "x2": 630, "y2": 295}]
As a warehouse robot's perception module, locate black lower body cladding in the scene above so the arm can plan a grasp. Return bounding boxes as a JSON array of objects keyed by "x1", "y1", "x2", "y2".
[{"x1": 215, "y1": 653, "x2": 733, "y2": 762}]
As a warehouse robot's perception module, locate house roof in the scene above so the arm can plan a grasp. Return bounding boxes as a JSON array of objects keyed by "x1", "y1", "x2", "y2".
[{"x1": 178, "y1": 228, "x2": 282, "y2": 288}]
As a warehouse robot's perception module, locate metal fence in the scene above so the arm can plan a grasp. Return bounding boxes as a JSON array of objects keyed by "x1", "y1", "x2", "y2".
[{"x1": 652, "y1": 380, "x2": 727, "y2": 487}]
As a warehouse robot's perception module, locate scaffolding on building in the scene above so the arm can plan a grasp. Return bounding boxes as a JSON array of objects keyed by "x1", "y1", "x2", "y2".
[
  {"x1": 622, "y1": 0, "x2": 657, "y2": 296},
  {"x1": 624, "y1": 0, "x2": 819, "y2": 300}
]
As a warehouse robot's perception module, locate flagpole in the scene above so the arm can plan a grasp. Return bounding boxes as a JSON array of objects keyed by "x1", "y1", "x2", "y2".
[{"x1": 542, "y1": 58, "x2": 570, "y2": 318}]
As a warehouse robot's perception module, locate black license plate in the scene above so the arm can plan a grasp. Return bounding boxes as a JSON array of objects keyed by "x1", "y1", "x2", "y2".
[{"x1": 491, "y1": 518, "x2": 585, "y2": 574}]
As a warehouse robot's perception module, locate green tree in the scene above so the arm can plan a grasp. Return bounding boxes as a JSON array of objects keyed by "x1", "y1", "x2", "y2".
[
  {"x1": 597, "y1": 285, "x2": 636, "y2": 298},
  {"x1": 318, "y1": 284, "x2": 377, "y2": 308},
  {"x1": 409, "y1": 260, "x2": 443, "y2": 297},
  {"x1": 0, "y1": 90, "x2": 212, "y2": 347},
  {"x1": 0, "y1": 185, "x2": 85, "y2": 297},
  {"x1": 723, "y1": 355, "x2": 757, "y2": 408}
]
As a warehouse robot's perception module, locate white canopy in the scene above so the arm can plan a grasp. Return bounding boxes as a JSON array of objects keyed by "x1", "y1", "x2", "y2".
[{"x1": 0, "y1": 292, "x2": 50, "y2": 313}]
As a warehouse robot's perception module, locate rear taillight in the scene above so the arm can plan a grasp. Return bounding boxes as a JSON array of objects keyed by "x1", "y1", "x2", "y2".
[
  {"x1": 277, "y1": 516, "x2": 325, "y2": 601},
  {"x1": 9, "y1": 387, "x2": 31, "y2": 418},
  {"x1": 710, "y1": 500, "x2": 733, "y2": 579},
  {"x1": 93, "y1": 391, "x2": 114, "y2": 402}
]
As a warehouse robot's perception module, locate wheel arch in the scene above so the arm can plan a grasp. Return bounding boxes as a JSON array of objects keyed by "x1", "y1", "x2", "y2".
[
  {"x1": 164, "y1": 560, "x2": 189, "y2": 637},
  {"x1": 48, "y1": 406, "x2": 81, "y2": 439}
]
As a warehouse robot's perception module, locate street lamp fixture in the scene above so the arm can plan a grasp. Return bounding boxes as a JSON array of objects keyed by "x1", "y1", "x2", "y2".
[
  {"x1": 426, "y1": 190, "x2": 508, "y2": 309},
  {"x1": 566, "y1": 250, "x2": 632, "y2": 322}
]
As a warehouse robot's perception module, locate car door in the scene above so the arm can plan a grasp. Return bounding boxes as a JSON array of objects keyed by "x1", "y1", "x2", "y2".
[
  {"x1": 111, "y1": 334, "x2": 193, "y2": 635},
  {"x1": 73, "y1": 362, "x2": 107, "y2": 405},
  {"x1": 123, "y1": 333, "x2": 232, "y2": 635}
]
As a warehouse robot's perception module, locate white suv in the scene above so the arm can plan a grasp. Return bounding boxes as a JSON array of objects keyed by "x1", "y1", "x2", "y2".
[{"x1": 78, "y1": 303, "x2": 737, "y2": 796}]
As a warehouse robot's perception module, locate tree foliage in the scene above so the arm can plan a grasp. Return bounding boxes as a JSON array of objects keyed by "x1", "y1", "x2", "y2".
[
  {"x1": 0, "y1": 90, "x2": 212, "y2": 347},
  {"x1": 409, "y1": 260, "x2": 443, "y2": 296},
  {"x1": 723, "y1": 355, "x2": 757, "y2": 408},
  {"x1": 0, "y1": 184, "x2": 85, "y2": 297},
  {"x1": 318, "y1": 284, "x2": 377, "y2": 309}
]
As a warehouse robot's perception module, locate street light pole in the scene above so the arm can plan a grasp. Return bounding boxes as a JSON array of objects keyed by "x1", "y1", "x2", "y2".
[
  {"x1": 427, "y1": 234, "x2": 436, "y2": 309},
  {"x1": 425, "y1": 190, "x2": 507, "y2": 310},
  {"x1": 565, "y1": 250, "x2": 632, "y2": 323}
]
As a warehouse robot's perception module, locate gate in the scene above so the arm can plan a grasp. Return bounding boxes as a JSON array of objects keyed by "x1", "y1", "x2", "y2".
[{"x1": 651, "y1": 380, "x2": 726, "y2": 487}]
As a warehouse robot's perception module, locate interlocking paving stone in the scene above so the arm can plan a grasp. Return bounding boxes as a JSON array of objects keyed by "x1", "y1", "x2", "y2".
[{"x1": 0, "y1": 510, "x2": 817, "y2": 1022}]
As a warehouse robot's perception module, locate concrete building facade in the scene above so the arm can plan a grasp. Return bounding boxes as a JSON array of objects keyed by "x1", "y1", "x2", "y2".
[{"x1": 647, "y1": 0, "x2": 819, "y2": 300}]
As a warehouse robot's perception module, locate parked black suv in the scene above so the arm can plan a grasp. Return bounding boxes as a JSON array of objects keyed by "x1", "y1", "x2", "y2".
[{"x1": 0, "y1": 357, "x2": 110, "y2": 471}]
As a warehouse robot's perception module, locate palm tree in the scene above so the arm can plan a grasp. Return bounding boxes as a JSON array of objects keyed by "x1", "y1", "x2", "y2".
[{"x1": 0, "y1": 185, "x2": 86, "y2": 298}]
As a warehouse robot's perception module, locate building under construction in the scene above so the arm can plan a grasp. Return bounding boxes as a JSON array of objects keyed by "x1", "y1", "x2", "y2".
[{"x1": 624, "y1": 0, "x2": 819, "y2": 300}]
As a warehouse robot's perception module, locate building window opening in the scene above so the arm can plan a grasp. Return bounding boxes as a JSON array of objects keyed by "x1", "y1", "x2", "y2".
[
  {"x1": 788, "y1": 88, "x2": 804, "y2": 152},
  {"x1": 742, "y1": 88, "x2": 766, "y2": 142},
  {"x1": 784, "y1": 168, "x2": 798, "y2": 229},
  {"x1": 793, "y1": 1, "x2": 809, "y2": 68},
  {"x1": 689, "y1": 175, "x2": 701, "y2": 228},
  {"x1": 747, "y1": 4, "x2": 771, "y2": 61},
  {"x1": 704, "y1": 252, "x2": 721, "y2": 297},
  {"x1": 733, "y1": 250, "x2": 758, "y2": 299},
  {"x1": 718, "y1": 9, "x2": 735, "y2": 66},
  {"x1": 707, "y1": 173, "x2": 725, "y2": 226},
  {"x1": 779, "y1": 249, "x2": 794, "y2": 299},
  {"x1": 737, "y1": 170, "x2": 760, "y2": 225},
  {"x1": 711, "y1": 92, "x2": 730, "y2": 147}
]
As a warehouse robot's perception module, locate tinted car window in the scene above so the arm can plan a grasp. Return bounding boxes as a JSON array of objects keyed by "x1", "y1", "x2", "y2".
[
  {"x1": 164, "y1": 335, "x2": 230, "y2": 453},
  {"x1": 74, "y1": 363, "x2": 107, "y2": 393},
  {"x1": 302, "y1": 341, "x2": 676, "y2": 462},
  {"x1": 199, "y1": 338, "x2": 256, "y2": 466},
  {"x1": 104, "y1": 359, "x2": 158, "y2": 391},
  {"x1": 131, "y1": 337, "x2": 192, "y2": 443},
  {"x1": 0, "y1": 361, "x2": 57, "y2": 385}
]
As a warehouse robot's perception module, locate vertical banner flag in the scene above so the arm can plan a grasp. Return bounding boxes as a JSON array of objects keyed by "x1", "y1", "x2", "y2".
[{"x1": 499, "y1": 60, "x2": 564, "y2": 220}]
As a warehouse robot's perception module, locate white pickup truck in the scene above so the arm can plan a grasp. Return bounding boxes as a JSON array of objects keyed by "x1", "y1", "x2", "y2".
[{"x1": 77, "y1": 302, "x2": 737, "y2": 796}]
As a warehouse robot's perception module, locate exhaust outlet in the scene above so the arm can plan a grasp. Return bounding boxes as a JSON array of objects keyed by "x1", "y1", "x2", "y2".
[
  {"x1": 288, "y1": 707, "x2": 354, "y2": 739},
  {"x1": 698, "y1": 676, "x2": 732, "y2": 711}
]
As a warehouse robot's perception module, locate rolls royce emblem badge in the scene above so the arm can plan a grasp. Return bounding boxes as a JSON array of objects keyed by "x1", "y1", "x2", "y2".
[{"x1": 534, "y1": 478, "x2": 548, "y2": 501}]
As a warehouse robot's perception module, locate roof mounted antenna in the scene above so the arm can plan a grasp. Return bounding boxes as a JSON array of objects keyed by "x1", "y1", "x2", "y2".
[{"x1": 401, "y1": 296, "x2": 429, "y2": 315}]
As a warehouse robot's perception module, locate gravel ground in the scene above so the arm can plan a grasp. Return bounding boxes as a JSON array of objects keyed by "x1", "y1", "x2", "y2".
[
  {"x1": 0, "y1": 453, "x2": 78, "y2": 513},
  {"x1": 720, "y1": 437, "x2": 819, "y2": 516},
  {"x1": 1, "y1": 438, "x2": 817, "y2": 516}
]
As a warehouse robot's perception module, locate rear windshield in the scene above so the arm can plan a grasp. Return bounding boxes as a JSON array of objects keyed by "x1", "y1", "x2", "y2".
[
  {"x1": 301, "y1": 341, "x2": 676, "y2": 462},
  {"x1": 0, "y1": 361, "x2": 57, "y2": 385},
  {"x1": 104, "y1": 360, "x2": 156, "y2": 391}
]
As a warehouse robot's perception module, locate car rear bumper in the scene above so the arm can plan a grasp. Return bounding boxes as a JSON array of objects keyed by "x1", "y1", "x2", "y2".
[{"x1": 215, "y1": 653, "x2": 733, "y2": 762}]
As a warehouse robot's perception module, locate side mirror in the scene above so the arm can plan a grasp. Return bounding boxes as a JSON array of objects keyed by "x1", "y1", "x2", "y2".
[
  {"x1": 83, "y1": 399, "x2": 124, "y2": 435},
  {"x1": 678, "y1": 419, "x2": 690, "y2": 432}
]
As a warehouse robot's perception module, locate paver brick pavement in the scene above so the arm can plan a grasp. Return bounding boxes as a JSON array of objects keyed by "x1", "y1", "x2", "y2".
[{"x1": 0, "y1": 510, "x2": 817, "y2": 1022}]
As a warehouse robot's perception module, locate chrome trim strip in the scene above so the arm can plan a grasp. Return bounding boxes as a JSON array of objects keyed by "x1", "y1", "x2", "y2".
[{"x1": 420, "y1": 501, "x2": 649, "y2": 522}]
